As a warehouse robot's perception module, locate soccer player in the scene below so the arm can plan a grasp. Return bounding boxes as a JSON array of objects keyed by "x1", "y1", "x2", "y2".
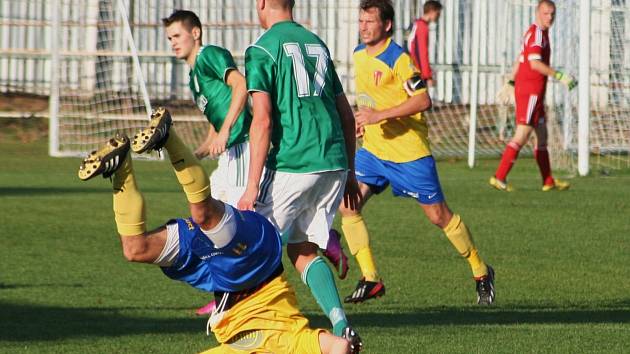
[
  {"x1": 490, "y1": 0, "x2": 576, "y2": 192},
  {"x1": 407, "y1": 0, "x2": 442, "y2": 87},
  {"x1": 337, "y1": 0, "x2": 495, "y2": 305},
  {"x1": 163, "y1": 10, "x2": 251, "y2": 315},
  {"x1": 162, "y1": 10, "x2": 250, "y2": 207},
  {"x1": 77, "y1": 108, "x2": 353, "y2": 354},
  {"x1": 237, "y1": 0, "x2": 363, "y2": 350}
]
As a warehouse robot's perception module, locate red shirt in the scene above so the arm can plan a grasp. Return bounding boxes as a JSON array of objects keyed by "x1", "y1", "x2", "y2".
[
  {"x1": 407, "y1": 18, "x2": 432, "y2": 80},
  {"x1": 516, "y1": 24, "x2": 550, "y2": 93}
]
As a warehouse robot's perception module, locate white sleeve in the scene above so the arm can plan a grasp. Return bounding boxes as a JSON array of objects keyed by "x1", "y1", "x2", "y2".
[
  {"x1": 153, "y1": 223, "x2": 181, "y2": 267},
  {"x1": 201, "y1": 204, "x2": 237, "y2": 248}
]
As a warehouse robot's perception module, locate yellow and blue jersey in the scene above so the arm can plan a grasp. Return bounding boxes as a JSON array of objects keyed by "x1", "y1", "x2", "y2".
[
  {"x1": 161, "y1": 210, "x2": 282, "y2": 293},
  {"x1": 353, "y1": 38, "x2": 431, "y2": 163}
]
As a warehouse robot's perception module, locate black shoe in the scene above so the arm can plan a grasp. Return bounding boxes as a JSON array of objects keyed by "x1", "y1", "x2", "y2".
[
  {"x1": 342, "y1": 326, "x2": 363, "y2": 353},
  {"x1": 78, "y1": 134, "x2": 130, "y2": 181},
  {"x1": 344, "y1": 278, "x2": 385, "y2": 304},
  {"x1": 476, "y1": 266, "x2": 495, "y2": 305},
  {"x1": 131, "y1": 107, "x2": 172, "y2": 153}
]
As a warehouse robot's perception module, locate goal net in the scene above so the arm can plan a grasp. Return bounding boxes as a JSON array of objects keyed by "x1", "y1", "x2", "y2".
[{"x1": 34, "y1": 0, "x2": 630, "y2": 171}]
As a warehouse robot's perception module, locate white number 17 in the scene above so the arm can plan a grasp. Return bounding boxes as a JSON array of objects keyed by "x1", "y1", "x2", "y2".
[{"x1": 283, "y1": 43, "x2": 329, "y2": 97}]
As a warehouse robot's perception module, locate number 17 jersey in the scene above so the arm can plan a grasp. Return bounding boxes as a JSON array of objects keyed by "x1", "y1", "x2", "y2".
[{"x1": 245, "y1": 21, "x2": 348, "y2": 174}]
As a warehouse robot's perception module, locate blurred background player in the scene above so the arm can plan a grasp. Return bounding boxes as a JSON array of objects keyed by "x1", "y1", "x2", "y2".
[
  {"x1": 237, "y1": 0, "x2": 363, "y2": 350},
  {"x1": 407, "y1": 0, "x2": 442, "y2": 88},
  {"x1": 336, "y1": 0, "x2": 495, "y2": 305},
  {"x1": 77, "y1": 108, "x2": 354, "y2": 354},
  {"x1": 162, "y1": 10, "x2": 251, "y2": 315},
  {"x1": 491, "y1": 0, "x2": 576, "y2": 192}
]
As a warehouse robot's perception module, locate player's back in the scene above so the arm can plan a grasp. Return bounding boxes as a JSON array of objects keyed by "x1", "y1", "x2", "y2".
[
  {"x1": 161, "y1": 206, "x2": 283, "y2": 293},
  {"x1": 245, "y1": 21, "x2": 347, "y2": 173}
]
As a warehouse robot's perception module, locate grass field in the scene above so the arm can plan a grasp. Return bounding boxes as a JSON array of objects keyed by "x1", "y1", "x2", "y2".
[{"x1": 1, "y1": 133, "x2": 630, "y2": 353}]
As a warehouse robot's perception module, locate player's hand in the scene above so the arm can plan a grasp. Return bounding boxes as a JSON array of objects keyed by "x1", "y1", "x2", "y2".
[
  {"x1": 209, "y1": 128, "x2": 229, "y2": 157},
  {"x1": 355, "y1": 122, "x2": 365, "y2": 138},
  {"x1": 355, "y1": 108, "x2": 381, "y2": 127},
  {"x1": 194, "y1": 140, "x2": 212, "y2": 160},
  {"x1": 496, "y1": 77, "x2": 515, "y2": 105},
  {"x1": 343, "y1": 172, "x2": 363, "y2": 211},
  {"x1": 554, "y1": 71, "x2": 577, "y2": 91},
  {"x1": 426, "y1": 78, "x2": 435, "y2": 87},
  {"x1": 237, "y1": 185, "x2": 259, "y2": 211}
]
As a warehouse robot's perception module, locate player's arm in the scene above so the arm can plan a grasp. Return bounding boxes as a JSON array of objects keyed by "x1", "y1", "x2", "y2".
[
  {"x1": 416, "y1": 21, "x2": 434, "y2": 85},
  {"x1": 119, "y1": 228, "x2": 168, "y2": 264},
  {"x1": 529, "y1": 60, "x2": 577, "y2": 90},
  {"x1": 238, "y1": 91, "x2": 271, "y2": 210},
  {"x1": 336, "y1": 92, "x2": 362, "y2": 210},
  {"x1": 195, "y1": 124, "x2": 218, "y2": 159},
  {"x1": 209, "y1": 68, "x2": 248, "y2": 156},
  {"x1": 355, "y1": 74, "x2": 432, "y2": 127}
]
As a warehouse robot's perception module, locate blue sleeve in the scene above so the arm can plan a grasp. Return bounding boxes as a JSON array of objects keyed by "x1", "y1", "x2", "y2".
[{"x1": 161, "y1": 219, "x2": 214, "y2": 292}]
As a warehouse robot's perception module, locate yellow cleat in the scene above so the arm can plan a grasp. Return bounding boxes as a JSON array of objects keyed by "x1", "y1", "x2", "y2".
[
  {"x1": 542, "y1": 178, "x2": 570, "y2": 192},
  {"x1": 78, "y1": 134, "x2": 130, "y2": 181},
  {"x1": 131, "y1": 107, "x2": 172, "y2": 154},
  {"x1": 489, "y1": 176, "x2": 513, "y2": 192}
]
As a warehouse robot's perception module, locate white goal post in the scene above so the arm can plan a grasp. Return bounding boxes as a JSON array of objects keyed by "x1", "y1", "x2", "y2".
[{"x1": 0, "y1": 0, "x2": 626, "y2": 172}]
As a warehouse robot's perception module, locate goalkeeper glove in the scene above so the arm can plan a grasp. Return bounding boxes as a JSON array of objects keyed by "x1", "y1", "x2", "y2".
[
  {"x1": 496, "y1": 77, "x2": 515, "y2": 105},
  {"x1": 554, "y1": 71, "x2": 577, "y2": 90}
]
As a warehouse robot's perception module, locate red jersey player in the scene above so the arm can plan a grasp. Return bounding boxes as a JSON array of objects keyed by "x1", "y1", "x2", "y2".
[
  {"x1": 407, "y1": 1, "x2": 442, "y2": 87},
  {"x1": 491, "y1": 0, "x2": 576, "y2": 192}
]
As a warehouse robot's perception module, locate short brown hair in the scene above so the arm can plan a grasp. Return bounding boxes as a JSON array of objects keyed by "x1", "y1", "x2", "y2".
[
  {"x1": 423, "y1": 1, "x2": 443, "y2": 14},
  {"x1": 360, "y1": 0, "x2": 395, "y2": 36},
  {"x1": 162, "y1": 10, "x2": 203, "y2": 41},
  {"x1": 538, "y1": 0, "x2": 555, "y2": 8}
]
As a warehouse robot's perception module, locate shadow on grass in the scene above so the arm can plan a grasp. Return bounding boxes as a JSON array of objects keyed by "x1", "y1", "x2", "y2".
[
  {"x1": 0, "y1": 186, "x2": 181, "y2": 196},
  {"x1": 0, "y1": 302, "x2": 204, "y2": 342},
  {"x1": 3, "y1": 301, "x2": 629, "y2": 342},
  {"x1": 305, "y1": 303, "x2": 630, "y2": 329}
]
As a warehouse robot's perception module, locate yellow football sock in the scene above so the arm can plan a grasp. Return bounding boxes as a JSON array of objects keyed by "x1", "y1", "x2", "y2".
[
  {"x1": 443, "y1": 214, "x2": 488, "y2": 278},
  {"x1": 112, "y1": 154, "x2": 146, "y2": 236},
  {"x1": 342, "y1": 214, "x2": 379, "y2": 281},
  {"x1": 164, "y1": 131, "x2": 211, "y2": 203}
]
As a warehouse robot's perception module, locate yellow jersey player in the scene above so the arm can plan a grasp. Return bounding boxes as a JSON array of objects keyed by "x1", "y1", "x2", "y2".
[
  {"x1": 335, "y1": 0, "x2": 495, "y2": 305},
  {"x1": 77, "y1": 108, "x2": 353, "y2": 354}
]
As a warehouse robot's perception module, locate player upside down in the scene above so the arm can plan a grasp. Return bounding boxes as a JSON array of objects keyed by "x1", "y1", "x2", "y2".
[{"x1": 77, "y1": 107, "x2": 360, "y2": 354}]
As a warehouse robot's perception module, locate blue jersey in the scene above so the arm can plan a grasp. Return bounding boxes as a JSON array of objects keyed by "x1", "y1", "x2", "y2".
[{"x1": 161, "y1": 209, "x2": 282, "y2": 293}]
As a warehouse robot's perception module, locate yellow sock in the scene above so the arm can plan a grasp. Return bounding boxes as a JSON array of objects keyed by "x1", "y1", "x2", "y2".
[
  {"x1": 443, "y1": 214, "x2": 488, "y2": 278},
  {"x1": 342, "y1": 214, "x2": 379, "y2": 281},
  {"x1": 112, "y1": 154, "x2": 146, "y2": 236},
  {"x1": 164, "y1": 130, "x2": 211, "y2": 203}
]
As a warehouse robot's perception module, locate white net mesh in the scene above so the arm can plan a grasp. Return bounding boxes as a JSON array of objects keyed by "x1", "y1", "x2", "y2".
[{"x1": 1, "y1": 0, "x2": 629, "y2": 170}]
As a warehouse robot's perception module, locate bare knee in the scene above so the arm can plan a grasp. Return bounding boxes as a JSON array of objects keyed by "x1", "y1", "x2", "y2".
[
  {"x1": 422, "y1": 203, "x2": 453, "y2": 229},
  {"x1": 319, "y1": 332, "x2": 351, "y2": 354}
]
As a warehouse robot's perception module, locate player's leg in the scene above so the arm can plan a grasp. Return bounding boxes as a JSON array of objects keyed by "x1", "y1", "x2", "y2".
[
  {"x1": 339, "y1": 148, "x2": 387, "y2": 304},
  {"x1": 319, "y1": 331, "x2": 352, "y2": 354},
  {"x1": 131, "y1": 107, "x2": 223, "y2": 229},
  {"x1": 491, "y1": 92, "x2": 540, "y2": 190},
  {"x1": 534, "y1": 124, "x2": 570, "y2": 191}
]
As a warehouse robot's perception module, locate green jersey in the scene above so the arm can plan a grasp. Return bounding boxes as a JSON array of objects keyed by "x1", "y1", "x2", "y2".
[
  {"x1": 189, "y1": 45, "x2": 251, "y2": 147},
  {"x1": 245, "y1": 21, "x2": 348, "y2": 173}
]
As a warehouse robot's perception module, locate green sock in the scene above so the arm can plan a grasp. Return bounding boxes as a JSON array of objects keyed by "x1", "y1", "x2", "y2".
[{"x1": 302, "y1": 256, "x2": 348, "y2": 336}]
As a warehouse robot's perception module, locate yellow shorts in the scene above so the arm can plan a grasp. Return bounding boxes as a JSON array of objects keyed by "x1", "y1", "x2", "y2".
[{"x1": 200, "y1": 274, "x2": 324, "y2": 354}]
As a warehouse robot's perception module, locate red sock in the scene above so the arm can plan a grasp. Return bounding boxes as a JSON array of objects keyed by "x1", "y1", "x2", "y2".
[
  {"x1": 535, "y1": 146, "x2": 554, "y2": 185},
  {"x1": 495, "y1": 142, "x2": 521, "y2": 181}
]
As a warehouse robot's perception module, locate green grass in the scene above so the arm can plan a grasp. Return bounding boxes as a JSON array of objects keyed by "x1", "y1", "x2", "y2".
[{"x1": 1, "y1": 136, "x2": 630, "y2": 353}]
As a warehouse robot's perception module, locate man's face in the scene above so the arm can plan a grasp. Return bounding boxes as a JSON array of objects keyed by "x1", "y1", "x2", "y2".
[
  {"x1": 427, "y1": 9, "x2": 441, "y2": 23},
  {"x1": 165, "y1": 22, "x2": 198, "y2": 60},
  {"x1": 536, "y1": 3, "x2": 555, "y2": 30},
  {"x1": 359, "y1": 8, "x2": 390, "y2": 46}
]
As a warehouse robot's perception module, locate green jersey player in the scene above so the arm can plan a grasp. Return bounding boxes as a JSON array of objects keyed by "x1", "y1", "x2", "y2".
[
  {"x1": 237, "y1": 0, "x2": 363, "y2": 352},
  {"x1": 163, "y1": 10, "x2": 251, "y2": 207},
  {"x1": 162, "y1": 10, "x2": 251, "y2": 316}
]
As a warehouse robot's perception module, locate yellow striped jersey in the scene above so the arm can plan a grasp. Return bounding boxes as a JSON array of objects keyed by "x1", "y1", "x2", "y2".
[{"x1": 353, "y1": 38, "x2": 431, "y2": 163}]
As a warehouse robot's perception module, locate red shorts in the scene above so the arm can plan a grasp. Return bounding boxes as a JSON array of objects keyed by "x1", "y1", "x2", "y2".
[{"x1": 515, "y1": 91, "x2": 545, "y2": 126}]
